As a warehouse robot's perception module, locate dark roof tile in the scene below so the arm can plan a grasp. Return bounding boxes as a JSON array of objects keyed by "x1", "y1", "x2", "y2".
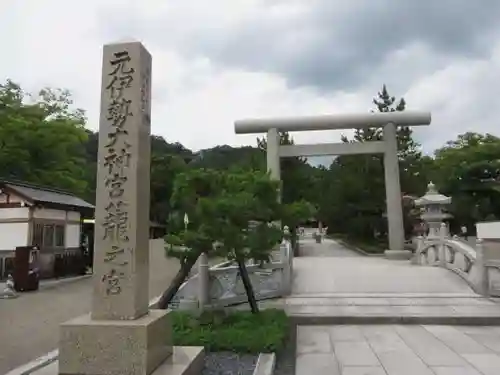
[{"x1": 1, "y1": 180, "x2": 94, "y2": 209}]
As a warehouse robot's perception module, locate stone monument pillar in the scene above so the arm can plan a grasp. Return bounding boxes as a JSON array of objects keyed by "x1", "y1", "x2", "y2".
[
  {"x1": 58, "y1": 41, "x2": 203, "y2": 375},
  {"x1": 90, "y1": 41, "x2": 152, "y2": 321}
]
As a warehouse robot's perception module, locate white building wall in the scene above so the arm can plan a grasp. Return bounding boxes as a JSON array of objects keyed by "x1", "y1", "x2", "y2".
[
  {"x1": 67, "y1": 211, "x2": 80, "y2": 222},
  {"x1": 477, "y1": 221, "x2": 500, "y2": 240},
  {"x1": 8, "y1": 195, "x2": 25, "y2": 203},
  {"x1": 0, "y1": 222, "x2": 29, "y2": 251},
  {"x1": 65, "y1": 224, "x2": 81, "y2": 248},
  {"x1": 33, "y1": 208, "x2": 66, "y2": 220},
  {"x1": 0, "y1": 207, "x2": 30, "y2": 220},
  {"x1": 0, "y1": 192, "x2": 25, "y2": 203}
]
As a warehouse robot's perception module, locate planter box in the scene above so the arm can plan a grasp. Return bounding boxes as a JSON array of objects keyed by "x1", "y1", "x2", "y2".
[{"x1": 253, "y1": 353, "x2": 276, "y2": 375}]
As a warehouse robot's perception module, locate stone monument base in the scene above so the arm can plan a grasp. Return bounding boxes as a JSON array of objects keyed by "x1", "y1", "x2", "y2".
[
  {"x1": 59, "y1": 309, "x2": 178, "y2": 375},
  {"x1": 384, "y1": 249, "x2": 412, "y2": 260},
  {"x1": 26, "y1": 346, "x2": 205, "y2": 375}
]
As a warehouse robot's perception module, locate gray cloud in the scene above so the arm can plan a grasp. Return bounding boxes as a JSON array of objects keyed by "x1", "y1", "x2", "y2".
[
  {"x1": 4, "y1": 0, "x2": 498, "y2": 155},
  {"x1": 118, "y1": 0, "x2": 500, "y2": 92}
]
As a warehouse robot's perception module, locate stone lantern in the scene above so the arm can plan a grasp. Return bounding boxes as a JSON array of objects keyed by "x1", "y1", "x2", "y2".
[{"x1": 414, "y1": 182, "x2": 452, "y2": 239}]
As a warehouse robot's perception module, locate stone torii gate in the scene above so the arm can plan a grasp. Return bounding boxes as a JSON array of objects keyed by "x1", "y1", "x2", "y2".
[{"x1": 234, "y1": 111, "x2": 431, "y2": 252}]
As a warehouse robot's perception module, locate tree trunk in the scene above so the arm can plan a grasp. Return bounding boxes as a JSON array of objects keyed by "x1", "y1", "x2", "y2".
[
  {"x1": 236, "y1": 257, "x2": 259, "y2": 314},
  {"x1": 157, "y1": 255, "x2": 199, "y2": 309}
]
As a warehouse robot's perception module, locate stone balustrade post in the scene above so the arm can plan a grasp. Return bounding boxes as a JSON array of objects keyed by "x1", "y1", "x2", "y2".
[
  {"x1": 475, "y1": 238, "x2": 489, "y2": 296},
  {"x1": 412, "y1": 235, "x2": 425, "y2": 265},
  {"x1": 280, "y1": 239, "x2": 292, "y2": 295},
  {"x1": 198, "y1": 252, "x2": 209, "y2": 312},
  {"x1": 439, "y1": 222, "x2": 447, "y2": 267}
]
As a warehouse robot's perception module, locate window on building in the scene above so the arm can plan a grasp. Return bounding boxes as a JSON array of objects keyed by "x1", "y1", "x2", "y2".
[
  {"x1": 33, "y1": 221, "x2": 66, "y2": 248},
  {"x1": 33, "y1": 223, "x2": 44, "y2": 247},
  {"x1": 43, "y1": 224, "x2": 54, "y2": 247},
  {"x1": 55, "y1": 225, "x2": 65, "y2": 247}
]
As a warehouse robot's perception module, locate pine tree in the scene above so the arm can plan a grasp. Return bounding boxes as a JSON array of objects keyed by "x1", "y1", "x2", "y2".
[
  {"x1": 330, "y1": 85, "x2": 427, "y2": 242},
  {"x1": 372, "y1": 84, "x2": 421, "y2": 159}
]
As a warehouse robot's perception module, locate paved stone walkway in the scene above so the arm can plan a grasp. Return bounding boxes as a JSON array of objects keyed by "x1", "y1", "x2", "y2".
[
  {"x1": 293, "y1": 235, "x2": 500, "y2": 374},
  {"x1": 299, "y1": 238, "x2": 361, "y2": 257},
  {"x1": 297, "y1": 324, "x2": 500, "y2": 375},
  {"x1": 293, "y1": 237, "x2": 475, "y2": 295}
]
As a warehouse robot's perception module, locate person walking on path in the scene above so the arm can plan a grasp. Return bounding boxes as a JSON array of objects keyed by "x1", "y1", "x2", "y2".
[{"x1": 461, "y1": 225, "x2": 468, "y2": 240}]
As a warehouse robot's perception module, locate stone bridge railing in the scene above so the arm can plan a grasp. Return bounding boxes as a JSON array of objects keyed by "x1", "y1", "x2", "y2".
[
  {"x1": 166, "y1": 240, "x2": 293, "y2": 310},
  {"x1": 412, "y1": 223, "x2": 500, "y2": 296}
]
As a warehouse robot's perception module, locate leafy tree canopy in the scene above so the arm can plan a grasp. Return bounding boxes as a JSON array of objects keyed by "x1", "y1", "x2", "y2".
[
  {"x1": 0, "y1": 80, "x2": 89, "y2": 195},
  {"x1": 3, "y1": 79, "x2": 500, "y2": 244}
]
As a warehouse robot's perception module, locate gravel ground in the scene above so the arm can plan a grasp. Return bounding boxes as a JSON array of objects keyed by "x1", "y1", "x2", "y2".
[{"x1": 202, "y1": 352, "x2": 258, "y2": 375}]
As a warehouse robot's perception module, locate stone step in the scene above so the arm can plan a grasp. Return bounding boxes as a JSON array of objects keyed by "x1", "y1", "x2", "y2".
[
  {"x1": 288, "y1": 292, "x2": 482, "y2": 299},
  {"x1": 286, "y1": 296, "x2": 496, "y2": 306},
  {"x1": 289, "y1": 313, "x2": 500, "y2": 326},
  {"x1": 285, "y1": 294, "x2": 500, "y2": 325},
  {"x1": 286, "y1": 303, "x2": 500, "y2": 325}
]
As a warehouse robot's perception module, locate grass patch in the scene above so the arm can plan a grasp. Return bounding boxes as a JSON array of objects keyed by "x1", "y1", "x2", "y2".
[
  {"x1": 171, "y1": 308, "x2": 289, "y2": 353},
  {"x1": 330, "y1": 233, "x2": 386, "y2": 254}
]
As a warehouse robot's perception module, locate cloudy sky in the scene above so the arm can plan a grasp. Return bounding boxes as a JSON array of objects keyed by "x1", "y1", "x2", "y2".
[{"x1": 1, "y1": 0, "x2": 499, "y2": 162}]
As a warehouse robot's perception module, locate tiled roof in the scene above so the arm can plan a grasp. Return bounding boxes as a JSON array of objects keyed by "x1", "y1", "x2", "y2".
[{"x1": 1, "y1": 180, "x2": 94, "y2": 209}]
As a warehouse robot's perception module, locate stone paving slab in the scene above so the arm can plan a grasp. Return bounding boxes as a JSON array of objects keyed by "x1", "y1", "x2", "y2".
[{"x1": 296, "y1": 325, "x2": 500, "y2": 375}]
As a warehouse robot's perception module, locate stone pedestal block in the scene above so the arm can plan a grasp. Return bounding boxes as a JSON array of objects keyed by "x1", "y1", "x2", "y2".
[
  {"x1": 23, "y1": 347, "x2": 205, "y2": 375},
  {"x1": 59, "y1": 310, "x2": 172, "y2": 375}
]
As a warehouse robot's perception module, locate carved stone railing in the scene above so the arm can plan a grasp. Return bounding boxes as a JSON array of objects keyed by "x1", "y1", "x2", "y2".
[
  {"x1": 412, "y1": 222, "x2": 500, "y2": 296},
  {"x1": 167, "y1": 240, "x2": 292, "y2": 310}
]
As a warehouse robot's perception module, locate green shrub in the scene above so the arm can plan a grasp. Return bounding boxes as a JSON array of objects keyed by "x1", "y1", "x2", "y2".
[
  {"x1": 171, "y1": 308, "x2": 289, "y2": 353},
  {"x1": 330, "y1": 233, "x2": 385, "y2": 254}
]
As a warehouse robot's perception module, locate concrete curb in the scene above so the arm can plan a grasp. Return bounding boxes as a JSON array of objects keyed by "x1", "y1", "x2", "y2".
[
  {"x1": 4, "y1": 350, "x2": 59, "y2": 375},
  {"x1": 253, "y1": 353, "x2": 276, "y2": 375},
  {"x1": 39, "y1": 274, "x2": 92, "y2": 291}
]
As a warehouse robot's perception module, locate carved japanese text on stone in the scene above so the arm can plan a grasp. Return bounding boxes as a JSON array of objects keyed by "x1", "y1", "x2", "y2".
[{"x1": 99, "y1": 49, "x2": 136, "y2": 296}]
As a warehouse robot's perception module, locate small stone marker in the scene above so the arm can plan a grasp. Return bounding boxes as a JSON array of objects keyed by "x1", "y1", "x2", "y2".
[
  {"x1": 58, "y1": 41, "x2": 173, "y2": 375},
  {"x1": 1, "y1": 274, "x2": 17, "y2": 299}
]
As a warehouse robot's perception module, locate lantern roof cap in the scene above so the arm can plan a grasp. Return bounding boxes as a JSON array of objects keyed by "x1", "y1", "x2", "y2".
[{"x1": 414, "y1": 182, "x2": 452, "y2": 206}]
